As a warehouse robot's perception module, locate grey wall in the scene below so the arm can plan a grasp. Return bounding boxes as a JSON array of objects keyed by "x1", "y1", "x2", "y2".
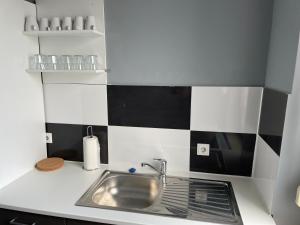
[
  {"x1": 105, "y1": 0, "x2": 273, "y2": 86},
  {"x1": 271, "y1": 39, "x2": 300, "y2": 225},
  {"x1": 266, "y1": 2, "x2": 300, "y2": 223},
  {"x1": 265, "y1": 0, "x2": 300, "y2": 93}
]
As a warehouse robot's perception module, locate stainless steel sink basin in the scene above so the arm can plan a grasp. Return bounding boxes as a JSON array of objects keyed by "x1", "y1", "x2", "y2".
[
  {"x1": 76, "y1": 170, "x2": 243, "y2": 225},
  {"x1": 92, "y1": 173, "x2": 160, "y2": 209}
]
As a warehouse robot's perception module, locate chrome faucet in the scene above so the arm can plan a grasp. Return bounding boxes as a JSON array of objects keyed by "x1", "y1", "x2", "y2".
[{"x1": 141, "y1": 158, "x2": 167, "y2": 185}]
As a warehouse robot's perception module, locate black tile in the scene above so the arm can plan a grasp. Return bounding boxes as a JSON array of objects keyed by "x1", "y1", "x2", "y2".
[
  {"x1": 259, "y1": 88, "x2": 288, "y2": 156},
  {"x1": 107, "y1": 85, "x2": 191, "y2": 129},
  {"x1": 46, "y1": 123, "x2": 108, "y2": 164},
  {"x1": 190, "y1": 131, "x2": 256, "y2": 176}
]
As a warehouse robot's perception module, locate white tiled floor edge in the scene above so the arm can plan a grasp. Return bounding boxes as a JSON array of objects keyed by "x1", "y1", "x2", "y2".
[{"x1": 190, "y1": 87, "x2": 263, "y2": 133}]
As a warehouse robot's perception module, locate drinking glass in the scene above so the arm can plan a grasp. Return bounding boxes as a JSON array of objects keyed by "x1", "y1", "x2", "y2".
[
  {"x1": 58, "y1": 55, "x2": 71, "y2": 70},
  {"x1": 29, "y1": 54, "x2": 41, "y2": 70},
  {"x1": 70, "y1": 55, "x2": 84, "y2": 70},
  {"x1": 29, "y1": 54, "x2": 49, "y2": 70},
  {"x1": 48, "y1": 55, "x2": 58, "y2": 70},
  {"x1": 37, "y1": 55, "x2": 50, "y2": 70},
  {"x1": 84, "y1": 55, "x2": 98, "y2": 70}
]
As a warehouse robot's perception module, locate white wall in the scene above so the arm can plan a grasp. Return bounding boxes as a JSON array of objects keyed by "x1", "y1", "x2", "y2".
[
  {"x1": 271, "y1": 35, "x2": 300, "y2": 225},
  {"x1": 0, "y1": 0, "x2": 46, "y2": 189}
]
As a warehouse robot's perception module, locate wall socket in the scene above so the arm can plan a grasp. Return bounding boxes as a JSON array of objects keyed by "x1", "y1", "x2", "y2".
[
  {"x1": 197, "y1": 143, "x2": 210, "y2": 156},
  {"x1": 46, "y1": 133, "x2": 53, "y2": 144}
]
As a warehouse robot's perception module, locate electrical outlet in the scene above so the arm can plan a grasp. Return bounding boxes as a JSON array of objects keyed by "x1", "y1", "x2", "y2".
[
  {"x1": 46, "y1": 133, "x2": 53, "y2": 144},
  {"x1": 197, "y1": 143, "x2": 210, "y2": 156}
]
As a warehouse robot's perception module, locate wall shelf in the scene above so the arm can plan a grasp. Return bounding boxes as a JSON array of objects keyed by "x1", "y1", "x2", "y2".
[
  {"x1": 23, "y1": 30, "x2": 104, "y2": 37},
  {"x1": 26, "y1": 69, "x2": 106, "y2": 74}
]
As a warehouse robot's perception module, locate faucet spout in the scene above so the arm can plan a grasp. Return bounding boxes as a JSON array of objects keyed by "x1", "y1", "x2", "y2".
[{"x1": 141, "y1": 162, "x2": 160, "y2": 173}]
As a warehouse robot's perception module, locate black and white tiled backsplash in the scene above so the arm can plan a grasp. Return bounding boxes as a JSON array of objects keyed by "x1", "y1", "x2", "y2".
[
  {"x1": 44, "y1": 84, "x2": 287, "y2": 177},
  {"x1": 259, "y1": 88, "x2": 288, "y2": 156}
]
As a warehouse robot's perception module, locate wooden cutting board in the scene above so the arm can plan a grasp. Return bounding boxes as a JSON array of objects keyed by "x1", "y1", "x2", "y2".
[{"x1": 36, "y1": 157, "x2": 64, "y2": 172}]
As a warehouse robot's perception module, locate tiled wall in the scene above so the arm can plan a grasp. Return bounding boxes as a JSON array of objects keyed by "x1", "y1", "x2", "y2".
[
  {"x1": 190, "y1": 87, "x2": 262, "y2": 133},
  {"x1": 190, "y1": 131, "x2": 256, "y2": 176},
  {"x1": 44, "y1": 84, "x2": 263, "y2": 176},
  {"x1": 258, "y1": 88, "x2": 288, "y2": 156},
  {"x1": 253, "y1": 136, "x2": 280, "y2": 213},
  {"x1": 190, "y1": 87, "x2": 262, "y2": 176},
  {"x1": 253, "y1": 88, "x2": 288, "y2": 213},
  {"x1": 108, "y1": 126, "x2": 190, "y2": 172},
  {"x1": 46, "y1": 123, "x2": 108, "y2": 164},
  {"x1": 107, "y1": 86, "x2": 191, "y2": 129}
]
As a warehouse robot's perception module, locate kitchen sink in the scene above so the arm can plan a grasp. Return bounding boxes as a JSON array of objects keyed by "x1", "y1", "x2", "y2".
[
  {"x1": 92, "y1": 173, "x2": 160, "y2": 209},
  {"x1": 76, "y1": 170, "x2": 243, "y2": 225}
]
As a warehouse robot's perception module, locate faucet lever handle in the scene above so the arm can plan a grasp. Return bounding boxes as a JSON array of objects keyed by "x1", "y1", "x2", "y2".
[{"x1": 153, "y1": 158, "x2": 166, "y2": 162}]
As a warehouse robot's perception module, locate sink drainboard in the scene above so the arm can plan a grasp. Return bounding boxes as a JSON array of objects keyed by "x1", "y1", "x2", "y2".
[{"x1": 160, "y1": 178, "x2": 242, "y2": 224}]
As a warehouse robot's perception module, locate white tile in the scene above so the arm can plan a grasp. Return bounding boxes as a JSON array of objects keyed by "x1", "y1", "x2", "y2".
[
  {"x1": 43, "y1": 84, "x2": 108, "y2": 125},
  {"x1": 108, "y1": 126, "x2": 190, "y2": 173},
  {"x1": 191, "y1": 87, "x2": 262, "y2": 133},
  {"x1": 253, "y1": 136, "x2": 280, "y2": 213}
]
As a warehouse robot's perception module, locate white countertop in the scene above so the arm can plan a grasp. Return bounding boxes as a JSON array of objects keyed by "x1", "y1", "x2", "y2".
[{"x1": 0, "y1": 162, "x2": 275, "y2": 225}]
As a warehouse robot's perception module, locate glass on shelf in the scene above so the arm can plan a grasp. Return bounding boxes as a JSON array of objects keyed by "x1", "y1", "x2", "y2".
[
  {"x1": 70, "y1": 55, "x2": 84, "y2": 70},
  {"x1": 57, "y1": 55, "x2": 71, "y2": 70},
  {"x1": 29, "y1": 54, "x2": 42, "y2": 70},
  {"x1": 83, "y1": 55, "x2": 99, "y2": 70},
  {"x1": 28, "y1": 54, "x2": 101, "y2": 71}
]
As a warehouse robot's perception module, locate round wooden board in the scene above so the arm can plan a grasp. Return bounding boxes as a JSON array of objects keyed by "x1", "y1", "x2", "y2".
[{"x1": 36, "y1": 157, "x2": 64, "y2": 172}]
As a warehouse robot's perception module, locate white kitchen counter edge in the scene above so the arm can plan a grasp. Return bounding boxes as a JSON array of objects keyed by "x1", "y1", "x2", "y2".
[{"x1": 0, "y1": 162, "x2": 275, "y2": 225}]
